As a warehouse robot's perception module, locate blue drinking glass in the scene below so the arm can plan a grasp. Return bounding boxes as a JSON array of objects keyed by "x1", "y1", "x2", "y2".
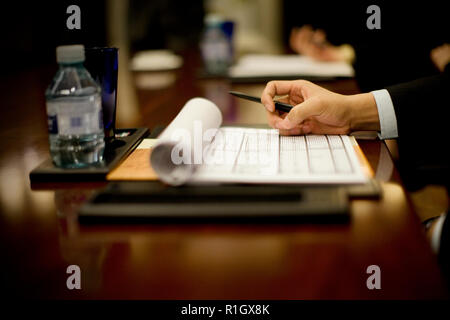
[{"x1": 84, "y1": 47, "x2": 119, "y2": 141}]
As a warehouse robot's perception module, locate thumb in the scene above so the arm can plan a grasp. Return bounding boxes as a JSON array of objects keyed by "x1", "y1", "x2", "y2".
[{"x1": 279, "y1": 98, "x2": 323, "y2": 130}]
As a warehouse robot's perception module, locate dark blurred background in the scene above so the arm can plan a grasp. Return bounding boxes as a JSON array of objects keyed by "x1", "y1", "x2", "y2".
[
  {"x1": 1, "y1": 1, "x2": 108, "y2": 72},
  {"x1": 1, "y1": 0, "x2": 205, "y2": 72},
  {"x1": 2, "y1": 0, "x2": 448, "y2": 84}
]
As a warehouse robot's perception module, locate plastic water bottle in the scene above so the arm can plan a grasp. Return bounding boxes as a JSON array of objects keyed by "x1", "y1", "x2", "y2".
[
  {"x1": 200, "y1": 15, "x2": 232, "y2": 75},
  {"x1": 45, "y1": 45, "x2": 105, "y2": 168}
]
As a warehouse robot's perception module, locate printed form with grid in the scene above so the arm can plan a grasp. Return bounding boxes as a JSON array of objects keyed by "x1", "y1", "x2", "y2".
[{"x1": 193, "y1": 127, "x2": 367, "y2": 184}]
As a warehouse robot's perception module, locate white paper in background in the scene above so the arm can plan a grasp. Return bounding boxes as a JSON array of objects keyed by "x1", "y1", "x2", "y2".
[
  {"x1": 229, "y1": 54, "x2": 354, "y2": 78},
  {"x1": 150, "y1": 98, "x2": 223, "y2": 185},
  {"x1": 130, "y1": 50, "x2": 183, "y2": 71}
]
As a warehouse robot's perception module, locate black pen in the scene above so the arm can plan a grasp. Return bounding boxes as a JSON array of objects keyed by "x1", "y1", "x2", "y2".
[{"x1": 229, "y1": 91, "x2": 293, "y2": 113}]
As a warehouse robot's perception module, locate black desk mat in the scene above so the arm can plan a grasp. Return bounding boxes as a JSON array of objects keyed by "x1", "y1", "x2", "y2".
[{"x1": 78, "y1": 181, "x2": 351, "y2": 223}]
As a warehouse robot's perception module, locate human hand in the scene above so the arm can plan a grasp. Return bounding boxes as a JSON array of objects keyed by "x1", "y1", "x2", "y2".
[
  {"x1": 289, "y1": 25, "x2": 343, "y2": 62},
  {"x1": 261, "y1": 80, "x2": 380, "y2": 135},
  {"x1": 431, "y1": 44, "x2": 450, "y2": 72}
]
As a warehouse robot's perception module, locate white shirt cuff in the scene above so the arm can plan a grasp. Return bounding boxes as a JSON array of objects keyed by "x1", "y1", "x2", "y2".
[
  {"x1": 431, "y1": 214, "x2": 447, "y2": 254},
  {"x1": 371, "y1": 89, "x2": 398, "y2": 139}
]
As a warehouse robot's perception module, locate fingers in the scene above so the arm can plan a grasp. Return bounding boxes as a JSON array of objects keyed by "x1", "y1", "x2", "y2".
[
  {"x1": 290, "y1": 25, "x2": 314, "y2": 55},
  {"x1": 263, "y1": 80, "x2": 327, "y2": 133},
  {"x1": 266, "y1": 110, "x2": 285, "y2": 129},
  {"x1": 289, "y1": 28, "x2": 301, "y2": 53},
  {"x1": 314, "y1": 29, "x2": 327, "y2": 43},
  {"x1": 296, "y1": 26, "x2": 332, "y2": 60},
  {"x1": 431, "y1": 43, "x2": 450, "y2": 72},
  {"x1": 277, "y1": 122, "x2": 312, "y2": 136},
  {"x1": 279, "y1": 127, "x2": 305, "y2": 136},
  {"x1": 312, "y1": 29, "x2": 327, "y2": 47},
  {"x1": 261, "y1": 81, "x2": 297, "y2": 112},
  {"x1": 274, "y1": 96, "x2": 291, "y2": 105},
  {"x1": 278, "y1": 98, "x2": 323, "y2": 130}
]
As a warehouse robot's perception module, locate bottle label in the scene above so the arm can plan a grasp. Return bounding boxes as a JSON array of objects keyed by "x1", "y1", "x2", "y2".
[
  {"x1": 47, "y1": 115, "x2": 58, "y2": 134},
  {"x1": 46, "y1": 96, "x2": 103, "y2": 135}
]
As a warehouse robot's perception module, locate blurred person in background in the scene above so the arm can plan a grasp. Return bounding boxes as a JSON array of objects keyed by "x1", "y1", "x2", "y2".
[{"x1": 284, "y1": 1, "x2": 449, "y2": 91}]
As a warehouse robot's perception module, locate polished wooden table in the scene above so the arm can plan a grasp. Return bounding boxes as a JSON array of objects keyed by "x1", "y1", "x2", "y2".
[{"x1": 0, "y1": 52, "x2": 448, "y2": 299}]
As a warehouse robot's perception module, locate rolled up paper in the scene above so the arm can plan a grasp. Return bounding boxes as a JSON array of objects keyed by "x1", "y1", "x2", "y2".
[{"x1": 150, "y1": 98, "x2": 223, "y2": 186}]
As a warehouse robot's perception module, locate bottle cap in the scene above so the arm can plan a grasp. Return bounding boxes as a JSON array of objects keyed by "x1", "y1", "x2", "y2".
[
  {"x1": 56, "y1": 45, "x2": 85, "y2": 63},
  {"x1": 204, "y1": 14, "x2": 223, "y2": 27}
]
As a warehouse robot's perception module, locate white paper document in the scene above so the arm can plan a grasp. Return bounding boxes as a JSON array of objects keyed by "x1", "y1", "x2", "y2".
[
  {"x1": 151, "y1": 98, "x2": 366, "y2": 186},
  {"x1": 229, "y1": 54, "x2": 354, "y2": 79}
]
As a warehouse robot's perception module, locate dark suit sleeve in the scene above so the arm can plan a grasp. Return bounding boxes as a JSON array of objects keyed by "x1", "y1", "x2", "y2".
[
  {"x1": 387, "y1": 70, "x2": 450, "y2": 282},
  {"x1": 385, "y1": 67, "x2": 450, "y2": 188}
]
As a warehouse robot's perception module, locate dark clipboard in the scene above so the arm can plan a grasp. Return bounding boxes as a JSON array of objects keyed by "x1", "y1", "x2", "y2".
[{"x1": 78, "y1": 181, "x2": 350, "y2": 224}]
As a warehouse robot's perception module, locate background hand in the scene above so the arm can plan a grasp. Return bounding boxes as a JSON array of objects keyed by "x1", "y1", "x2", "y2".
[
  {"x1": 289, "y1": 25, "x2": 343, "y2": 62},
  {"x1": 431, "y1": 44, "x2": 450, "y2": 72}
]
